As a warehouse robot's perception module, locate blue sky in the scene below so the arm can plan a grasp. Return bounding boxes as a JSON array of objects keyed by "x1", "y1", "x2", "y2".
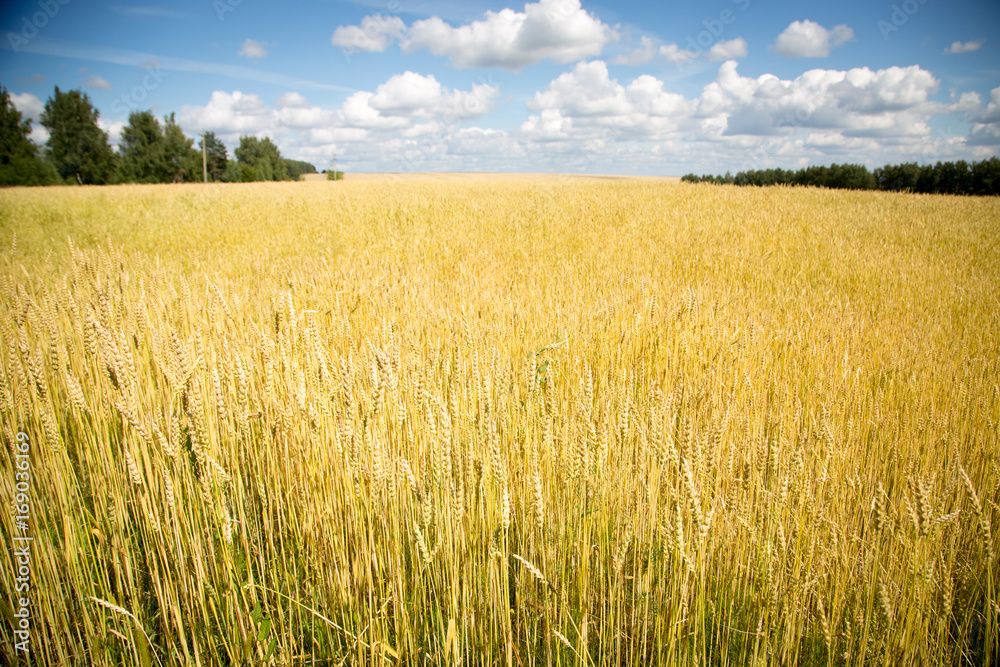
[{"x1": 1, "y1": 0, "x2": 998, "y2": 174}]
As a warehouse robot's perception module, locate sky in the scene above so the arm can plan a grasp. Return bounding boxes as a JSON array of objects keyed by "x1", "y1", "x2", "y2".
[{"x1": 0, "y1": 0, "x2": 998, "y2": 175}]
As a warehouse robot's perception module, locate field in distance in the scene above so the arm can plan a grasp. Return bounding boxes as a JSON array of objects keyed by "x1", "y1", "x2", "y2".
[
  {"x1": 299, "y1": 171, "x2": 683, "y2": 183},
  {"x1": 0, "y1": 179, "x2": 996, "y2": 666}
]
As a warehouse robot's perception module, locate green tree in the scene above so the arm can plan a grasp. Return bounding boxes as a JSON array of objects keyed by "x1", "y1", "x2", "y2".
[
  {"x1": 199, "y1": 132, "x2": 228, "y2": 182},
  {"x1": 223, "y1": 159, "x2": 242, "y2": 183},
  {"x1": 163, "y1": 113, "x2": 198, "y2": 182},
  {"x1": 971, "y1": 156, "x2": 1000, "y2": 196},
  {"x1": 40, "y1": 86, "x2": 116, "y2": 184},
  {"x1": 234, "y1": 136, "x2": 289, "y2": 181},
  {"x1": 0, "y1": 85, "x2": 58, "y2": 186},
  {"x1": 283, "y1": 158, "x2": 317, "y2": 180},
  {"x1": 915, "y1": 164, "x2": 938, "y2": 194},
  {"x1": 875, "y1": 162, "x2": 920, "y2": 192},
  {"x1": 117, "y1": 110, "x2": 166, "y2": 183}
]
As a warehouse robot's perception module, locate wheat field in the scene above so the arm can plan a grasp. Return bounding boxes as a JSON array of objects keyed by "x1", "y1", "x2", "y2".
[{"x1": 1, "y1": 179, "x2": 997, "y2": 666}]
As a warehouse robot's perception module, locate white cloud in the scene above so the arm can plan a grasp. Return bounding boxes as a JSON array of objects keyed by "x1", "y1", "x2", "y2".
[
  {"x1": 10, "y1": 93, "x2": 49, "y2": 146},
  {"x1": 29, "y1": 126, "x2": 50, "y2": 144},
  {"x1": 177, "y1": 72, "x2": 499, "y2": 169},
  {"x1": 612, "y1": 36, "x2": 657, "y2": 66},
  {"x1": 276, "y1": 92, "x2": 308, "y2": 108},
  {"x1": 331, "y1": 15, "x2": 406, "y2": 53},
  {"x1": 702, "y1": 61, "x2": 939, "y2": 138},
  {"x1": 523, "y1": 60, "x2": 692, "y2": 141},
  {"x1": 98, "y1": 119, "x2": 125, "y2": 147},
  {"x1": 977, "y1": 87, "x2": 1000, "y2": 124},
  {"x1": 85, "y1": 75, "x2": 113, "y2": 90},
  {"x1": 966, "y1": 87, "x2": 1000, "y2": 146},
  {"x1": 966, "y1": 124, "x2": 1000, "y2": 146},
  {"x1": 172, "y1": 56, "x2": 992, "y2": 175},
  {"x1": 238, "y1": 39, "x2": 267, "y2": 59},
  {"x1": 333, "y1": 0, "x2": 618, "y2": 70},
  {"x1": 522, "y1": 59, "x2": 945, "y2": 145},
  {"x1": 773, "y1": 20, "x2": 854, "y2": 58},
  {"x1": 529, "y1": 61, "x2": 630, "y2": 117},
  {"x1": 707, "y1": 38, "x2": 747, "y2": 61},
  {"x1": 513, "y1": 58, "x2": 973, "y2": 173},
  {"x1": 447, "y1": 126, "x2": 527, "y2": 157},
  {"x1": 11, "y1": 92, "x2": 48, "y2": 144},
  {"x1": 180, "y1": 90, "x2": 278, "y2": 135},
  {"x1": 11, "y1": 92, "x2": 44, "y2": 120},
  {"x1": 943, "y1": 40, "x2": 982, "y2": 54},
  {"x1": 659, "y1": 43, "x2": 697, "y2": 63},
  {"x1": 368, "y1": 71, "x2": 499, "y2": 119}
]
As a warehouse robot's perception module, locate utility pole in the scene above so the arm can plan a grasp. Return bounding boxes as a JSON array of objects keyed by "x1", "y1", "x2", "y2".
[{"x1": 202, "y1": 132, "x2": 208, "y2": 183}]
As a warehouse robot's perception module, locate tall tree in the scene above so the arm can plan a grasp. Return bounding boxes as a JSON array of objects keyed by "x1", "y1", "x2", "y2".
[
  {"x1": 234, "y1": 136, "x2": 289, "y2": 181},
  {"x1": 0, "y1": 85, "x2": 58, "y2": 186},
  {"x1": 40, "y1": 87, "x2": 116, "y2": 184},
  {"x1": 163, "y1": 113, "x2": 199, "y2": 182},
  {"x1": 199, "y1": 131, "x2": 228, "y2": 182},
  {"x1": 971, "y1": 156, "x2": 1000, "y2": 196},
  {"x1": 117, "y1": 110, "x2": 166, "y2": 183}
]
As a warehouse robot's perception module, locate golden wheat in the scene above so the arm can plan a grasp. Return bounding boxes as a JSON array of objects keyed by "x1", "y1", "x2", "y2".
[{"x1": 0, "y1": 179, "x2": 997, "y2": 666}]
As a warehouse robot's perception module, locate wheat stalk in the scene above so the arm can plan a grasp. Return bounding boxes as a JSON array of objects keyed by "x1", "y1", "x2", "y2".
[{"x1": 88, "y1": 597, "x2": 164, "y2": 667}]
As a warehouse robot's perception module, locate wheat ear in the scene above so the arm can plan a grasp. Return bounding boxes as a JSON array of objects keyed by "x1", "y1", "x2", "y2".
[{"x1": 88, "y1": 596, "x2": 164, "y2": 667}]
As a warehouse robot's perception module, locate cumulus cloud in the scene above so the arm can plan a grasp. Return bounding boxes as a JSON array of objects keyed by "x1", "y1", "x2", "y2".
[
  {"x1": 85, "y1": 75, "x2": 113, "y2": 90},
  {"x1": 10, "y1": 92, "x2": 44, "y2": 120},
  {"x1": 331, "y1": 15, "x2": 406, "y2": 53},
  {"x1": 332, "y1": 0, "x2": 618, "y2": 70},
  {"x1": 238, "y1": 39, "x2": 267, "y2": 58},
  {"x1": 180, "y1": 91, "x2": 278, "y2": 135},
  {"x1": 943, "y1": 40, "x2": 982, "y2": 54},
  {"x1": 447, "y1": 126, "x2": 527, "y2": 157},
  {"x1": 10, "y1": 92, "x2": 47, "y2": 143},
  {"x1": 702, "y1": 61, "x2": 939, "y2": 138},
  {"x1": 178, "y1": 72, "x2": 498, "y2": 152},
  {"x1": 515, "y1": 58, "x2": 962, "y2": 174},
  {"x1": 276, "y1": 92, "x2": 308, "y2": 108},
  {"x1": 773, "y1": 20, "x2": 854, "y2": 58},
  {"x1": 98, "y1": 119, "x2": 125, "y2": 147},
  {"x1": 523, "y1": 60, "x2": 692, "y2": 141},
  {"x1": 966, "y1": 124, "x2": 1000, "y2": 146},
  {"x1": 707, "y1": 37, "x2": 748, "y2": 61},
  {"x1": 367, "y1": 71, "x2": 499, "y2": 119},
  {"x1": 965, "y1": 87, "x2": 1000, "y2": 146},
  {"x1": 976, "y1": 87, "x2": 1000, "y2": 124},
  {"x1": 172, "y1": 57, "x2": 990, "y2": 174},
  {"x1": 30, "y1": 126, "x2": 50, "y2": 144},
  {"x1": 659, "y1": 43, "x2": 697, "y2": 63},
  {"x1": 612, "y1": 36, "x2": 657, "y2": 66}
]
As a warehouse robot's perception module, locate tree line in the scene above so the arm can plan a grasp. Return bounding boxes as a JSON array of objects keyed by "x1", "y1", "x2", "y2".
[
  {"x1": 1, "y1": 84, "x2": 319, "y2": 186},
  {"x1": 682, "y1": 158, "x2": 1000, "y2": 196}
]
